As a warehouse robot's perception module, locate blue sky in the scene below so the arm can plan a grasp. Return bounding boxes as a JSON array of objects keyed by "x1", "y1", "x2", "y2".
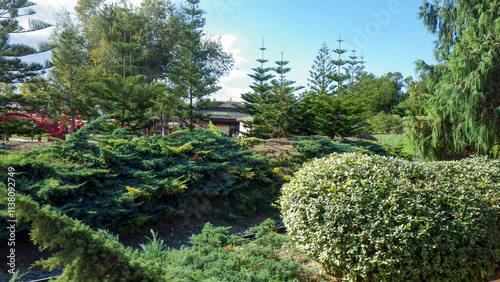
[{"x1": 26, "y1": 0, "x2": 437, "y2": 101}]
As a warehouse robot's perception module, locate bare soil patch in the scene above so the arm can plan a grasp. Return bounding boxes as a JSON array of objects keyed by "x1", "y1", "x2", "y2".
[
  {"x1": 251, "y1": 137, "x2": 298, "y2": 159},
  {"x1": 0, "y1": 140, "x2": 54, "y2": 152}
]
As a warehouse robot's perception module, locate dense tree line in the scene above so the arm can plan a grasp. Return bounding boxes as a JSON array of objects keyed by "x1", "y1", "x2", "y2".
[
  {"x1": 240, "y1": 38, "x2": 406, "y2": 139},
  {"x1": 1, "y1": 0, "x2": 233, "y2": 136},
  {"x1": 2, "y1": 0, "x2": 498, "y2": 161}
]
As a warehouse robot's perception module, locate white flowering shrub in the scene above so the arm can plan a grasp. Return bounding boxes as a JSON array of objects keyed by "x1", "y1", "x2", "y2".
[{"x1": 280, "y1": 153, "x2": 500, "y2": 281}]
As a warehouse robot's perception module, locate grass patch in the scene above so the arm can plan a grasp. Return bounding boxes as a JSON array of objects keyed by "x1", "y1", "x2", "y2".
[{"x1": 373, "y1": 133, "x2": 414, "y2": 158}]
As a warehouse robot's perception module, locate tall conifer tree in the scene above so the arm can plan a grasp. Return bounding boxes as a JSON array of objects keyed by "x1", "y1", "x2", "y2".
[
  {"x1": 167, "y1": 0, "x2": 228, "y2": 131},
  {"x1": 0, "y1": 0, "x2": 51, "y2": 83},
  {"x1": 50, "y1": 11, "x2": 90, "y2": 130},
  {"x1": 239, "y1": 40, "x2": 275, "y2": 137},
  {"x1": 265, "y1": 53, "x2": 303, "y2": 137},
  {"x1": 240, "y1": 48, "x2": 302, "y2": 138},
  {"x1": 345, "y1": 49, "x2": 359, "y2": 85},
  {"x1": 308, "y1": 42, "x2": 335, "y2": 96},
  {"x1": 331, "y1": 34, "x2": 350, "y2": 97},
  {"x1": 241, "y1": 40, "x2": 274, "y2": 108}
]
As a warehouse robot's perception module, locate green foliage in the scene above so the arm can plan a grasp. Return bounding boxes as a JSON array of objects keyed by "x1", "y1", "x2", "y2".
[
  {"x1": 280, "y1": 153, "x2": 500, "y2": 281},
  {"x1": 49, "y1": 10, "x2": 91, "y2": 122},
  {"x1": 249, "y1": 135, "x2": 398, "y2": 182},
  {"x1": 302, "y1": 93, "x2": 365, "y2": 138},
  {"x1": 87, "y1": 74, "x2": 162, "y2": 130},
  {"x1": 239, "y1": 42, "x2": 275, "y2": 138},
  {"x1": 166, "y1": 0, "x2": 233, "y2": 131},
  {"x1": 240, "y1": 47, "x2": 303, "y2": 138},
  {"x1": 393, "y1": 78, "x2": 430, "y2": 117},
  {"x1": 0, "y1": 0, "x2": 51, "y2": 83},
  {"x1": 369, "y1": 112, "x2": 404, "y2": 134},
  {"x1": 247, "y1": 218, "x2": 289, "y2": 250},
  {"x1": 236, "y1": 137, "x2": 266, "y2": 150},
  {"x1": 350, "y1": 72, "x2": 404, "y2": 114},
  {"x1": 412, "y1": 1, "x2": 500, "y2": 159},
  {"x1": 291, "y1": 135, "x2": 394, "y2": 162},
  {"x1": 189, "y1": 222, "x2": 248, "y2": 249},
  {"x1": 139, "y1": 230, "x2": 168, "y2": 262},
  {"x1": 207, "y1": 120, "x2": 222, "y2": 136},
  {"x1": 0, "y1": 192, "x2": 320, "y2": 281},
  {"x1": 0, "y1": 118, "x2": 46, "y2": 139},
  {"x1": 0, "y1": 117, "x2": 279, "y2": 236},
  {"x1": 308, "y1": 42, "x2": 336, "y2": 96},
  {"x1": 0, "y1": 188, "x2": 161, "y2": 281},
  {"x1": 374, "y1": 133, "x2": 413, "y2": 160},
  {"x1": 159, "y1": 220, "x2": 312, "y2": 281},
  {"x1": 331, "y1": 35, "x2": 349, "y2": 96}
]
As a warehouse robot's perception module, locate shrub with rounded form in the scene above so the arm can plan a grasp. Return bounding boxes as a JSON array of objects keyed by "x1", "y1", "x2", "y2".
[{"x1": 280, "y1": 153, "x2": 500, "y2": 281}]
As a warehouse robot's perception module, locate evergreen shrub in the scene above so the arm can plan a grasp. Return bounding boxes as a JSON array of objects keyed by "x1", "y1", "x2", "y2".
[
  {"x1": 280, "y1": 153, "x2": 500, "y2": 281},
  {"x1": 369, "y1": 112, "x2": 404, "y2": 134},
  {"x1": 0, "y1": 188, "x2": 161, "y2": 281},
  {"x1": 0, "y1": 116, "x2": 280, "y2": 236},
  {"x1": 0, "y1": 188, "x2": 319, "y2": 281},
  {"x1": 236, "y1": 137, "x2": 266, "y2": 150},
  {"x1": 287, "y1": 135, "x2": 401, "y2": 168}
]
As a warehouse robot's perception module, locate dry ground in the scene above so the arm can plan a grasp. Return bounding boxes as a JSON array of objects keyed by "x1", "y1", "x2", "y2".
[{"x1": 0, "y1": 140, "x2": 54, "y2": 152}]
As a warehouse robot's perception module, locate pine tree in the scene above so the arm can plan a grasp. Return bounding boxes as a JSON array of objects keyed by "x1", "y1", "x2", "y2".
[
  {"x1": 331, "y1": 34, "x2": 350, "y2": 97},
  {"x1": 247, "y1": 40, "x2": 274, "y2": 99},
  {"x1": 88, "y1": 74, "x2": 161, "y2": 130},
  {"x1": 239, "y1": 40, "x2": 275, "y2": 137},
  {"x1": 356, "y1": 52, "x2": 366, "y2": 79},
  {"x1": 167, "y1": 0, "x2": 225, "y2": 131},
  {"x1": 410, "y1": 0, "x2": 500, "y2": 159},
  {"x1": 308, "y1": 42, "x2": 336, "y2": 96},
  {"x1": 50, "y1": 11, "x2": 90, "y2": 130},
  {"x1": 345, "y1": 49, "x2": 358, "y2": 85},
  {"x1": 0, "y1": 0, "x2": 52, "y2": 83},
  {"x1": 136, "y1": 0, "x2": 184, "y2": 82},
  {"x1": 265, "y1": 53, "x2": 303, "y2": 138},
  {"x1": 111, "y1": 1, "x2": 143, "y2": 78},
  {"x1": 240, "y1": 48, "x2": 303, "y2": 138}
]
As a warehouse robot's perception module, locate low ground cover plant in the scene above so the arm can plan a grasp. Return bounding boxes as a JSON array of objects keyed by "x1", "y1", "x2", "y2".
[
  {"x1": 255, "y1": 135, "x2": 407, "y2": 177},
  {"x1": 0, "y1": 116, "x2": 280, "y2": 237},
  {"x1": 0, "y1": 189, "x2": 323, "y2": 281},
  {"x1": 280, "y1": 153, "x2": 500, "y2": 281}
]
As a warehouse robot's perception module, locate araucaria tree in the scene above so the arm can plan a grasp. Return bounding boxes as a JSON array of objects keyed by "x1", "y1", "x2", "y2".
[
  {"x1": 167, "y1": 0, "x2": 233, "y2": 131},
  {"x1": 0, "y1": 0, "x2": 51, "y2": 83},
  {"x1": 308, "y1": 42, "x2": 336, "y2": 96},
  {"x1": 331, "y1": 34, "x2": 350, "y2": 97},
  {"x1": 239, "y1": 40, "x2": 275, "y2": 137},
  {"x1": 240, "y1": 48, "x2": 303, "y2": 138},
  {"x1": 267, "y1": 53, "x2": 303, "y2": 138},
  {"x1": 411, "y1": 0, "x2": 500, "y2": 159}
]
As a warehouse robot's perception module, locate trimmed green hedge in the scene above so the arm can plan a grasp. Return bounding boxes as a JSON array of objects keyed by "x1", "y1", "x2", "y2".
[{"x1": 280, "y1": 153, "x2": 500, "y2": 281}]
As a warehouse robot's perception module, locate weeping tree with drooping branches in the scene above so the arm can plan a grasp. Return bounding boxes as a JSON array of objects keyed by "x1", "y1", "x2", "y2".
[{"x1": 410, "y1": 0, "x2": 500, "y2": 160}]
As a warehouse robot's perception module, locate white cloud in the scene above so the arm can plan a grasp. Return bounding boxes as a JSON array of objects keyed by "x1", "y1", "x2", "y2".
[
  {"x1": 215, "y1": 34, "x2": 251, "y2": 101},
  {"x1": 216, "y1": 68, "x2": 250, "y2": 101},
  {"x1": 32, "y1": 0, "x2": 78, "y2": 23},
  {"x1": 220, "y1": 69, "x2": 248, "y2": 82},
  {"x1": 220, "y1": 34, "x2": 248, "y2": 66}
]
